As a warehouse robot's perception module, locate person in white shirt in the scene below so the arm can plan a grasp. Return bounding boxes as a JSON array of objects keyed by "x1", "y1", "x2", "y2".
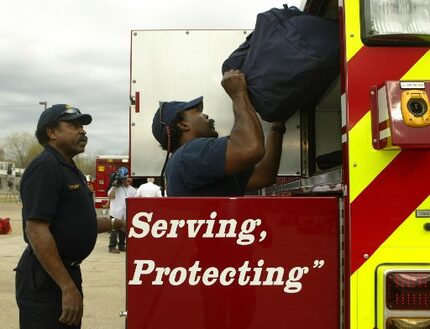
[
  {"x1": 107, "y1": 175, "x2": 136, "y2": 253},
  {"x1": 136, "y1": 177, "x2": 162, "y2": 197}
]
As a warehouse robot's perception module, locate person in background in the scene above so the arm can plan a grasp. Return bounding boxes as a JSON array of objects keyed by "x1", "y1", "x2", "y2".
[
  {"x1": 136, "y1": 177, "x2": 162, "y2": 197},
  {"x1": 107, "y1": 172, "x2": 136, "y2": 253},
  {"x1": 15, "y1": 104, "x2": 126, "y2": 329},
  {"x1": 151, "y1": 69, "x2": 286, "y2": 197},
  {"x1": 87, "y1": 179, "x2": 95, "y2": 204}
]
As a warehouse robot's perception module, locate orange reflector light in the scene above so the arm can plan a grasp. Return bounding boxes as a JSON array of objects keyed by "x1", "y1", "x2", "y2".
[
  {"x1": 386, "y1": 272, "x2": 430, "y2": 310},
  {"x1": 386, "y1": 317, "x2": 430, "y2": 329}
]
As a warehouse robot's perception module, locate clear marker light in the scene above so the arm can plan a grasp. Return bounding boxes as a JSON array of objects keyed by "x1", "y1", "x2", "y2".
[
  {"x1": 362, "y1": 0, "x2": 430, "y2": 45},
  {"x1": 386, "y1": 317, "x2": 430, "y2": 329}
]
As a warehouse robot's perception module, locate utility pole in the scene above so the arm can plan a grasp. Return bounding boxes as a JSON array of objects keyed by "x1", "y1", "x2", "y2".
[{"x1": 39, "y1": 101, "x2": 47, "y2": 110}]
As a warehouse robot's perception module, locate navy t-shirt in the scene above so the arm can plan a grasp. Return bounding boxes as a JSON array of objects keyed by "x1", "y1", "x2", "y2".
[
  {"x1": 165, "y1": 136, "x2": 254, "y2": 196},
  {"x1": 20, "y1": 146, "x2": 97, "y2": 261}
]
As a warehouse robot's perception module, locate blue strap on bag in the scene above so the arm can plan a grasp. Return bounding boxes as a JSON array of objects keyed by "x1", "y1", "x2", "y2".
[{"x1": 222, "y1": 5, "x2": 340, "y2": 122}]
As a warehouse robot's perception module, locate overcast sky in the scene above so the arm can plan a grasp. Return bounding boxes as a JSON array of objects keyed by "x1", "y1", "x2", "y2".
[{"x1": 0, "y1": 0, "x2": 303, "y2": 156}]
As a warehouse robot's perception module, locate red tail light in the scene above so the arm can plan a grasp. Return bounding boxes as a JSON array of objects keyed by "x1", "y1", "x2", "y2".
[{"x1": 386, "y1": 272, "x2": 430, "y2": 310}]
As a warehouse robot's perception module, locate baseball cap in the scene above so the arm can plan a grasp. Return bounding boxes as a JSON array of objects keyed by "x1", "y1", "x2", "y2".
[
  {"x1": 152, "y1": 96, "x2": 203, "y2": 145},
  {"x1": 117, "y1": 167, "x2": 129, "y2": 179},
  {"x1": 37, "y1": 104, "x2": 92, "y2": 130}
]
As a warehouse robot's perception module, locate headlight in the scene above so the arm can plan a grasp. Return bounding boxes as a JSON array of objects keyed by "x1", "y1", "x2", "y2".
[{"x1": 361, "y1": 0, "x2": 430, "y2": 46}]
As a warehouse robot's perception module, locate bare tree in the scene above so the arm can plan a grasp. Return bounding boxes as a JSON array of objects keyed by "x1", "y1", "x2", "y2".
[
  {"x1": 2, "y1": 132, "x2": 96, "y2": 176},
  {"x1": 75, "y1": 154, "x2": 96, "y2": 178},
  {"x1": 3, "y1": 132, "x2": 41, "y2": 168},
  {"x1": 24, "y1": 141, "x2": 44, "y2": 166}
]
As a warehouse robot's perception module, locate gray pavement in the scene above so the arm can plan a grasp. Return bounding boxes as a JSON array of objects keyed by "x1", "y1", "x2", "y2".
[{"x1": 0, "y1": 201, "x2": 127, "y2": 329}]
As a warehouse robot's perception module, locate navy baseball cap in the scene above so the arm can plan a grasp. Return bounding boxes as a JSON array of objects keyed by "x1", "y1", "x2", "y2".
[
  {"x1": 37, "y1": 104, "x2": 92, "y2": 130},
  {"x1": 152, "y1": 96, "x2": 203, "y2": 145}
]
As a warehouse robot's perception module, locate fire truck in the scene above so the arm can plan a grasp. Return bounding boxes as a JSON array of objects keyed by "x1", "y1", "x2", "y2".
[
  {"x1": 126, "y1": 0, "x2": 430, "y2": 328},
  {"x1": 94, "y1": 155, "x2": 129, "y2": 209}
]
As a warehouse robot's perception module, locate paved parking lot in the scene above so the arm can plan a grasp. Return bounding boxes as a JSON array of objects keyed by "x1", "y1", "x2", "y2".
[{"x1": 0, "y1": 201, "x2": 127, "y2": 329}]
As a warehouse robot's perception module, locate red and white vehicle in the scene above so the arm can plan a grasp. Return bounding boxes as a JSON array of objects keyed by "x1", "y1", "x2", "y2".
[
  {"x1": 94, "y1": 155, "x2": 129, "y2": 209},
  {"x1": 126, "y1": 0, "x2": 430, "y2": 328}
]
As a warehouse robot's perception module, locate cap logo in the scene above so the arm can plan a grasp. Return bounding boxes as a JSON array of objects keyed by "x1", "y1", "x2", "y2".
[{"x1": 58, "y1": 107, "x2": 81, "y2": 116}]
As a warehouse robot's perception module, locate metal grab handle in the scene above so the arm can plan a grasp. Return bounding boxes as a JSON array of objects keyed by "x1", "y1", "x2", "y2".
[{"x1": 119, "y1": 311, "x2": 128, "y2": 318}]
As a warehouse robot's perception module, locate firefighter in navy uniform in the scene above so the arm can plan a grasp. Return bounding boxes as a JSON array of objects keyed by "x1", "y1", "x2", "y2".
[
  {"x1": 152, "y1": 71, "x2": 285, "y2": 328},
  {"x1": 15, "y1": 104, "x2": 124, "y2": 329},
  {"x1": 152, "y1": 69, "x2": 286, "y2": 196}
]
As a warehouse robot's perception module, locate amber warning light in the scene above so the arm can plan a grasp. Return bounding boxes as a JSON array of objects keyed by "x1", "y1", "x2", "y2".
[
  {"x1": 387, "y1": 318, "x2": 430, "y2": 329},
  {"x1": 386, "y1": 272, "x2": 430, "y2": 310}
]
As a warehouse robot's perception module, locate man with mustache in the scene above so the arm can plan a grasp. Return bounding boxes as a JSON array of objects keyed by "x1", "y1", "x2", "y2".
[
  {"x1": 152, "y1": 69, "x2": 286, "y2": 196},
  {"x1": 15, "y1": 104, "x2": 123, "y2": 328}
]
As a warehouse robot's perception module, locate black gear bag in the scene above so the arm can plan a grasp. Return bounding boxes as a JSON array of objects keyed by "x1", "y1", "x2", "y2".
[{"x1": 222, "y1": 5, "x2": 340, "y2": 122}]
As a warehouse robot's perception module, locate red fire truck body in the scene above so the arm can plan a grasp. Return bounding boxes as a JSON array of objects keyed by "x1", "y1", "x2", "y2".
[
  {"x1": 126, "y1": 0, "x2": 430, "y2": 328},
  {"x1": 94, "y1": 155, "x2": 129, "y2": 209}
]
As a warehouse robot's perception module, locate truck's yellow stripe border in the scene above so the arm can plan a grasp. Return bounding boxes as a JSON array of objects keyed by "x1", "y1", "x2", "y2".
[
  {"x1": 344, "y1": 0, "x2": 362, "y2": 62},
  {"x1": 350, "y1": 196, "x2": 430, "y2": 329}
]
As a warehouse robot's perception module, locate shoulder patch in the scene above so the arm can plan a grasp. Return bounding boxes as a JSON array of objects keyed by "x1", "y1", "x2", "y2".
[{"x1": 68, "y1": 184, "x2": 81, "y2": 190}]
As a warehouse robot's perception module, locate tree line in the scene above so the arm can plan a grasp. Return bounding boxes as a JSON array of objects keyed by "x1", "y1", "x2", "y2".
[{"x1": 0, "y1": 132, "x2": 96, "y2": 177}]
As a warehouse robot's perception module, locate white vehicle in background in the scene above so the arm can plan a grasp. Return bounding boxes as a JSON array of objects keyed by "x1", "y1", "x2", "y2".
[{"x1": 0, "y1": 161, "x2": 15, "y2": 177}]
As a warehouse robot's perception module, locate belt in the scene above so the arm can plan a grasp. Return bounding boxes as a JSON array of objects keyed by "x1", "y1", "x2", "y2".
[{"x1": 26, "y1": 246, "x2": 81, "y2": 268}]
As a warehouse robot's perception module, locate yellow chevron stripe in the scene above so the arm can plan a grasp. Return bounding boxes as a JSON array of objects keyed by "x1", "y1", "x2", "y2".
[
  {"x1": 348, "y1": 112, "x2": 400, "y2": 203},
  {"x1": 350, "y1": 195, "x2": 430, "y2": 329},
  {"x1": 344, "y1": 0, "x2": 363, "y2": 61},
  {"x1": 402, "y1": 50, "x2": 430, "y2": 78},
  {"x1": 383, "y1": 195, "x2": 430, "y2": 248},
  {"x1": 348, "y1": 50, "x2": 430, "y2": 203},
  {"x1": 350, "y1": 274, "x2": 359, "y2": 329}
]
